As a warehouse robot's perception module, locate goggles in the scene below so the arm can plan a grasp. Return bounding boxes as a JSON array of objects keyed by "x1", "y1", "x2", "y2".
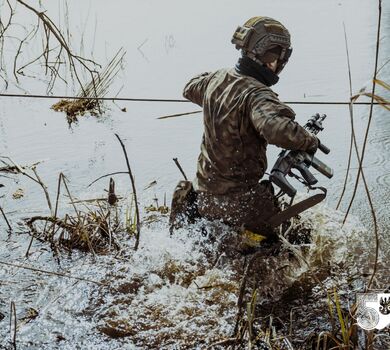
[{"x1": 276, "y1": 47, "x2": 293, "y2": 74}]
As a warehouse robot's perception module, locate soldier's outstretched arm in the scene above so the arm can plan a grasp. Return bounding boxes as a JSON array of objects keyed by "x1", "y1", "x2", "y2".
[
  {"x1": 249, "y1": 95, "x2": 318, "y2": 152},
  {"x1": 183, "y1": 72, "x2": 213, "y2": 107}
]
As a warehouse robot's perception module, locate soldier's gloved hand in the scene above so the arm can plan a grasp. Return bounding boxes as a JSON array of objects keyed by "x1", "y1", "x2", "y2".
[{"x1": 306, "y1": 136, "x2": 319, "y2": 156}]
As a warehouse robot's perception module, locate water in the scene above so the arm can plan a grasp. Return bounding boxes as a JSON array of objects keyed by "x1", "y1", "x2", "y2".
[{"x1": 0, "y1": 0, "x2": 389, "y2": 348}]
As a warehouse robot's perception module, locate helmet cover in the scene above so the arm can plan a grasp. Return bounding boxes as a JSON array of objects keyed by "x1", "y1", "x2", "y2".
[{"x1": 232, "y1": 16, "x2": 292, "y2": 73}]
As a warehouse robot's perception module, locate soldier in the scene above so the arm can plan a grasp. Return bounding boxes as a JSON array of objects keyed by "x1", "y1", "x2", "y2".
[{"x1": 170, "y1": 16, "x2": 318, "y2": 243}]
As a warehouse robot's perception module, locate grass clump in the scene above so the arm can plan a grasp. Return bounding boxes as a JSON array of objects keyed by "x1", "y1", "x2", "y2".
[{"x1": 51, "y1": 49, "x2": 125, "y2": 124}]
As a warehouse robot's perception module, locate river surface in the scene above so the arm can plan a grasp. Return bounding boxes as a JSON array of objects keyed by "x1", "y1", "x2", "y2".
[{"x1": 0, "y1": 0, "x2": 389, "y2": 348}]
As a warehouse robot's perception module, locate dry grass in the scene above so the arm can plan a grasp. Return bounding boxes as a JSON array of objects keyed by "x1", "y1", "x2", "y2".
[
  {"x1": 51, "y1": 49, "x2": 125, "y2": 124},
  {"x1": 25, "y1": 204, "x2": 121, "y2": 255},
  {"x1": 23, "y1": 173, "x2": 124, "y2": 255},
  {"x1": 0, "y1": 157, "x2": 124, "y2": 256}
]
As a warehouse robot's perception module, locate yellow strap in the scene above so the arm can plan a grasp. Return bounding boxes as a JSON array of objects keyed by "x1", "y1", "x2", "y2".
[{"x1": 241, "y1": 229, "x2": 267, "y2": 247}]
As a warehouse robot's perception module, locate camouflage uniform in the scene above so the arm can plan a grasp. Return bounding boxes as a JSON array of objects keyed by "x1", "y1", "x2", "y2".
[{"x1": 184, "y1": 68, "x2": 318, "y2": 236}]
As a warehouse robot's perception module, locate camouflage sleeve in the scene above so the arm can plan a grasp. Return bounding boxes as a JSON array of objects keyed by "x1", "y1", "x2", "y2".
[
  {"x1": 183, "y1": 72, "x2": 213, "y2": 107},
  {"x1": 249, "y1": 95, "x2": 318, "y2": 152}
]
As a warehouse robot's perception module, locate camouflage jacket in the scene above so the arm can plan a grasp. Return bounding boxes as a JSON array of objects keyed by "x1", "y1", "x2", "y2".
[{"x1": 184, "y1": 68, "x2": 318, "y2": 195}]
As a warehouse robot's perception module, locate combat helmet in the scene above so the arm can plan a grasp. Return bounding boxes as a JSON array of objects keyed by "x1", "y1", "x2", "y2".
[{"x1": 232, "y1": 16, "x2": 292, "y2": 74}]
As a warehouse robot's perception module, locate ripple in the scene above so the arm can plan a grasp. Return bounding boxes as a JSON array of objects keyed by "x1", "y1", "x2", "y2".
[
  {"x1": 369, "y1": 134, "x2": 390, "y2": 152},
  {"x1": 365, "y1": 135, "x2": 390, "y2": 168},
  {"x1": 375, "y1": 173, "x2": 390, "y2": 188}
]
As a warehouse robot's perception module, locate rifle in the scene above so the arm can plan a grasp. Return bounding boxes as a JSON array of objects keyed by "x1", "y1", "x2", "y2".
[{"x1": 267, "y1": 113, "x2": 333, "y2": 227}]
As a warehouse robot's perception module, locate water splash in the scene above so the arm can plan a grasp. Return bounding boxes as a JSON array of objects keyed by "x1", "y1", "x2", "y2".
[{"x1": 0, "y1": 195, "x2": 381, "y2": 349}]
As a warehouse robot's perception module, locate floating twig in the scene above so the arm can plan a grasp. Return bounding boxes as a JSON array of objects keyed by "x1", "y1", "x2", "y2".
[
  {"x1": 173, "y1": 158, "x2": 188, "y2": 181},
  {"x1": 31, "y1": 166, "x2": 53, "y2": 215},
  {"x1": 114, "y1": 133, "x2": 141, "y2": 250},
  {"x1": 0, "y1": 205, "x2": 12, "y2": 231},
  {"x1": 157, "y1": 110, "x2": 201, "y2": 120},
  {"x1": 0, "y1": 260, "x2": 105, "y2": 286},
  {"x1": 25, "y1": 232, "x2": 35, "y2": 258},
  {"x1": 87, "y1": 171, "x2": 129, "y2": 188},
  {"x1": 10, "y1": 301, "x2": 16, "y2": 350}
]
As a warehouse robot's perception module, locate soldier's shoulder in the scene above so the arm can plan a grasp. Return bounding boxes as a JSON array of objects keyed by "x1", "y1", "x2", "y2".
[
  {"x1": 211, "y1": 67, "x2": 234, "y2": 79},
  {"x1": 247, "y1": 83, "x2": 280, "y2": 103}
]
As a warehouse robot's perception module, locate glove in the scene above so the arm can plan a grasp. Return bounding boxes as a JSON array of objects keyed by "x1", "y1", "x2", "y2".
[{"x1": 306, "y1": 136, "x2": 319, "y2": 155}]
